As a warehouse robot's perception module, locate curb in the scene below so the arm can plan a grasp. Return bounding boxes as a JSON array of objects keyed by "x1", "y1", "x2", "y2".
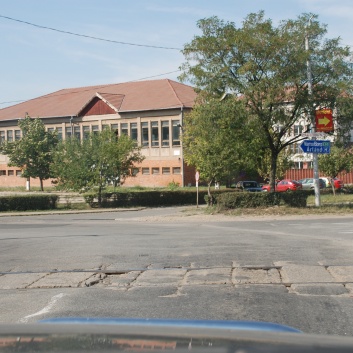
[{"x1": 0, "y1": 207, "x2": 146, "y2": 217}]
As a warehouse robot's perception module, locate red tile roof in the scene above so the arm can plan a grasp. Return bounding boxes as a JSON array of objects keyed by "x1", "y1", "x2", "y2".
[{"x1": 0, "y1": 79, "x2": 197, "y2": 121}]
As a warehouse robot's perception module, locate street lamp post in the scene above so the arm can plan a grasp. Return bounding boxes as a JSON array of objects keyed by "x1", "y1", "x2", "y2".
[{"x1": 305, "y1": 17, "x2": 321, "y2": 207}]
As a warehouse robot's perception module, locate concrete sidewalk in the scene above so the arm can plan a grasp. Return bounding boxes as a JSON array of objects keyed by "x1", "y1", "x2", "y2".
[{"x1": 0, "y1": 207, "x2": 145, "y2": 217}]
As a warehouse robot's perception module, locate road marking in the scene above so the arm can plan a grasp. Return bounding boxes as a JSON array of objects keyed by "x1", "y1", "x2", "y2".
[{"x1": 19, "y1": 293, "x2": 66, "y2": 323}]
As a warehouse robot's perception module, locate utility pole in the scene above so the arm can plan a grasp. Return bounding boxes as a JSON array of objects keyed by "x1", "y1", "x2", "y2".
[
  {"x1": 305, "y1": 17, "x2": 321, "y2": 207},
  {"x1": 180, "y1": 107, "x2": 185, "y2": 187}
]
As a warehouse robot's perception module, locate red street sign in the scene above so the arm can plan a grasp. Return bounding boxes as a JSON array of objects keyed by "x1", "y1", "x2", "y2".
[{"x1": 315, "y1": 109, "x2": 333, "y2": 132}]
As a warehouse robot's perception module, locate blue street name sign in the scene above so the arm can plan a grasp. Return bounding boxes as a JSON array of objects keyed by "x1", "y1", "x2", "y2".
[{"x1": 300, "y1": 140, "x2": 331, "y2": 154}]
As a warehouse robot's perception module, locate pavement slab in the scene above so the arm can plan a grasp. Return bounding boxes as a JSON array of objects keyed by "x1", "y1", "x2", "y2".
[
  {"x1": 232, "y1": 268, "x2": 281, "y2": 284},
  {"x1": 133, "y1": 269, "x2": 187, "y2": 287},
  {"x1": 290, "y1": 284, "x2": 348, "y2": 296},
  {"x1": 185, "y1": 268, "x2": 231, "y2": 285},
  {"x1": 27, "y1": 272, "x2": 96, "y2": 288},
  {"x1": 327, "y1": 266, "x2": 353, "y2": 283},
  {"x1": 0, "y1": 273, "x2": 46, "y2": 289},
  {"x1": 103, "y1": 271, "x2": 142, "y2": 288},
  {"x1": 277, "y1": 264, "x2": 336, "y2": 284}
]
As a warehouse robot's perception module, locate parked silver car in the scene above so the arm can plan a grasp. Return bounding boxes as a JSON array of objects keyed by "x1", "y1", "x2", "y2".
[{"x1": 298, "y1": 178, "x2": 325, "y2": 190}]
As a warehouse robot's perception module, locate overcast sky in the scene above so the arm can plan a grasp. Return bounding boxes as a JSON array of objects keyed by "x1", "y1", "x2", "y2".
[{"x1": 1, "y1": 0, "x2": 353, "y2": 109}]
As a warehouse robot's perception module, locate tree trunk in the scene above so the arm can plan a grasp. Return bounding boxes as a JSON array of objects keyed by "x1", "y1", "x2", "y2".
[
  {"x1": 270, "y1": 150, "x2": 278, "y2": 192},
  {"x1": 26, "y1": 178, "x2": 30, "y2": 191},
  {"x1": 207, "y1": 179, "x2": 214, "y2": 206},
  {"x1": 331, "y1": 178, "x2": 336, "y2": 196},
  {"x1": 98, "y1": 185, "x2": 102, "y2": 206},
  {"x1": 39, "y1": 178, "x2": 44, "y2": 191}
]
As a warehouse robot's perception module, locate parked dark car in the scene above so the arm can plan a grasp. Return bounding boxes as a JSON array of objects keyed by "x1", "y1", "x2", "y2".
[{"x1": 235, "y1": 181, "x2": 263, "y2": 192}]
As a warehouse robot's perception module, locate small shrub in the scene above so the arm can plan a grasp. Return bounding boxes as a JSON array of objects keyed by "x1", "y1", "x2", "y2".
[
  {"x1": 83, "y1": 192, "x2": 96, "y2": 206},
  {"x1": 167, "y1": 180, "x2": 180, "y2": 190}
]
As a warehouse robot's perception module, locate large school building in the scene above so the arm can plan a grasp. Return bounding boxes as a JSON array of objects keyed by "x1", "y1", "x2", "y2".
[{"x1": 0, "y1": 79, "x2": 198, "y2": 188}]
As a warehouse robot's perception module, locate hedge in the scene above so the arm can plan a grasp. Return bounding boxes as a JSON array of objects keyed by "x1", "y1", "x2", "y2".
[
  {"x1": 0, "y1": 195, "x2": 58, "y2": 212},
  {"x1": 343, "y1": 185, "x2": 353, "y2": 194},
  {"x1": 83, "y1": 189, "x2": 235, "y2": 208},
  {"x1": 216, "y1": 190, "x2": 310, "y2": 211}
]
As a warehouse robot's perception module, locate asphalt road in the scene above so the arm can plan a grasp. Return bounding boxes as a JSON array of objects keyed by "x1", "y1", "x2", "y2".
[{"x1": 1, "y1": 206, "x2": 353, "y2": 337}]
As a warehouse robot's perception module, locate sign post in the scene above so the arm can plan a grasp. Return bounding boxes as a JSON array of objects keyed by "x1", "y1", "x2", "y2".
[
  {"x1": 195, "y1": 171, "x2": 200, "y2": 208},
  {"x1": 315, "y1": 109, "x2": 333, "y2": 133},
  {"x1": 305, "y1": 24, "x2": 321, "y2": 207},
  {"x1": 300, "y1": 140, "x2": 331, "y2": 154}
]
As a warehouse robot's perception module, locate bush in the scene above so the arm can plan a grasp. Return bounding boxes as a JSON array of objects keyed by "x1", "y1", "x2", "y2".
[
  {"x1": 83, "y1": 189, "x2": 235, "y2": 208},
  {"x1": 82, "y1": 188, "x2": 310, "y2": 209},
  {"x1": 84, "y1": 190, "x2": 207, "y2": 207},
  {"x1": 0, "y1": 195, "x2": 58, "y2": 211},
  {"x1": 204, "y1": 189, "x2": 241, "y2": 205},
  {"x1": 83, "y1": 191, "x2": 96, "y2": 206},
  {"x1": 167, "y1": 181, "x2": 180, "y2": 190},
  {"x1": 216, "y1": 190, "x2": 310, "y2": 211},
  {"x1": 342, "y1": 185, "x2": 353, "y2": 194}
]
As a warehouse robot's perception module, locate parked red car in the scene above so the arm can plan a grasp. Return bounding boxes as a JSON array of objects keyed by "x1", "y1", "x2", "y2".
[
  {"x1": 262, "y1": 179, "x2": 303, "y2": 192},
  {"x1": 333, "y1": 178, "x2": 344, "y2": 190},
  {"x1": 320, "y1": 177, "x2": 344, "y2": 190}
]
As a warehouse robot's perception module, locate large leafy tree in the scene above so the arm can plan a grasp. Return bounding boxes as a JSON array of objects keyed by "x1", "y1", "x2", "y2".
[
  {"x1": 182, "y1": 96, "x2": 260, "y2": 201},
  {"x1": 180, "y1": 12, "x2": 353, "y2": 191},
  {"x1": 318, "y1": 144, "x2": 353, "y2": 194},
  {"x1": 257, "y1": 149, "x2": 294, "y2": 183},
  {"x1": 52, "y1": 129, "x2": 145, "y2": 204},
  {"x1": 0, "y1": 116, "x2": 58, "y2": 191}
]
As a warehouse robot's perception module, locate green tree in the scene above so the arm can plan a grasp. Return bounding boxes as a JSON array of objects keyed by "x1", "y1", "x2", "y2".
[
  {"x1": 318, "y1": 144, "x2": 353, "y2": 195},
  {"x1": 0, "y1": 116, "x2": 58, "y2": 191},
  {"x1": 180, "y1": 12, "x2": 353, "y2": 191},
  {"x1": 257, "y1": 148, "x2": 294, "y2": 183},
  {"x1": 182, "y1": 96, "x2": 260, "y2": 202},
  {"x1": 52, "y1": 129, "x2": 144, "y2": 204}
]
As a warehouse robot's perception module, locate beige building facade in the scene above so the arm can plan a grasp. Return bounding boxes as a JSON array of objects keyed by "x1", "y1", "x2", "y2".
[{"x1": 0, "y1": 79, "x2": 198, "y2": 188}]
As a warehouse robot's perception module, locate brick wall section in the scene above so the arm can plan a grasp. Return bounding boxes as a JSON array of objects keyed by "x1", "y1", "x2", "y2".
[
  {"x1": 285, "y1": 169, "x2": 353, "y2": 184},
  {"x1": 0, "y1": 160, "x2": 198, "y2": 189},
  {"x1": 0, "y1": 164, "x2": 54, "y2": 188},
  {"x1": 123, "y1": 160, "x2": 196, "y2": 188},
  {"x1": 0, "y1": 161, "x2": 196, "y2": 188},
  {"x1": 123, "y1": 159, "x2": 184, "y2": 187}
]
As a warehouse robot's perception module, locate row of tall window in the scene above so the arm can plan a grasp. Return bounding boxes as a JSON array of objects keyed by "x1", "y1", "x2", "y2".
[
  {"x1": 1, "y1": 120, "x2": 181, "y2": 148},
  {"x1": 0, "y1": 130, "x2": 21, "y2": 143},
  {"x1": 140, "y1": 167, "x2": 181, "y2": 175},
  {"x1": 292, "y1": 161, "x2": 313, "y2": 169},
  {"x1": 0, "y1": 169, "x2": 21, "y2": 176},
  {"x1": 49, "y1": 120, "x2": 181, "y2": 147},
  {"x1": 0, "y1": 167, "x2": 181, "y2": 177}
]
